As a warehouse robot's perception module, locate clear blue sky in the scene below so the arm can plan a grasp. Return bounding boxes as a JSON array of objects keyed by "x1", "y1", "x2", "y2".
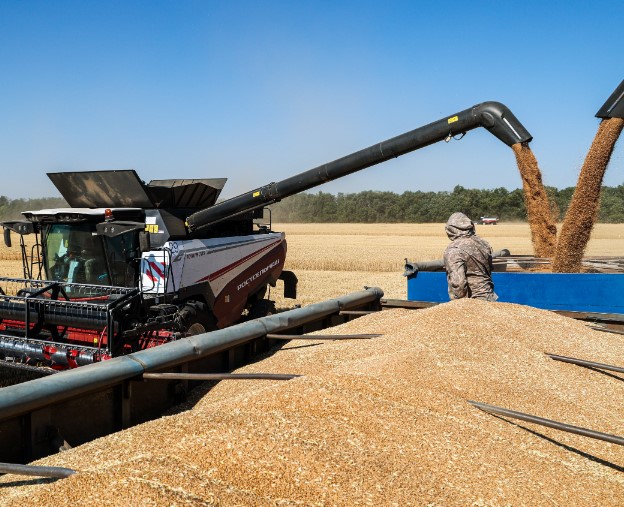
[{"x1": 1, "y1": 0, "x2": 622, "y2": 199}]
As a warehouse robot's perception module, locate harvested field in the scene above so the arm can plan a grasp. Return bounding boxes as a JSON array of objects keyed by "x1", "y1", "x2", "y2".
[{"x1": 1, "y1": 299, "x2": 623, "y2": 506}]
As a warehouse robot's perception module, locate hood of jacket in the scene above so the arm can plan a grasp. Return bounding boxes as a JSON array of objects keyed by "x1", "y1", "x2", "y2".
[{"x1": 445, "y1": 212, "x2": 475, "y2": 241}]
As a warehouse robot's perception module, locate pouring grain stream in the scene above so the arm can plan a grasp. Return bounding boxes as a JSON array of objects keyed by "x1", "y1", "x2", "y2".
[
  {"x1": 511, "y1": 143, "x2": 558, "y2": 258},
  {"x1": 553, "y1": 117, "x2": 624, "y2": 272}
]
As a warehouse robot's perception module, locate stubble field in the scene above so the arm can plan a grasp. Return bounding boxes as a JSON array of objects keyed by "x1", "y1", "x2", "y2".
[{"x1": 1, "y1": 223, "x2": 622, "y2": 307}]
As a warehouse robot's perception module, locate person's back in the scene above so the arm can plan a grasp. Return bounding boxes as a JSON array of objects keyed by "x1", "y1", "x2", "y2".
[{"x1": 443, "y1": 212, "x2": 497, "y2": 301}]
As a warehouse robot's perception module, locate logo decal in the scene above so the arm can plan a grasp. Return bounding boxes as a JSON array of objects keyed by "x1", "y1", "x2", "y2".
[{"x1": 237, "y1": 259, "x2": 280, "y2": 291}]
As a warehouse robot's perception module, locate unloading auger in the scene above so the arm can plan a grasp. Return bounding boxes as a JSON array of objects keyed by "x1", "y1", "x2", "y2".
[{"x1": 186, "y1": 101, "x2": 531, "y2": 231}]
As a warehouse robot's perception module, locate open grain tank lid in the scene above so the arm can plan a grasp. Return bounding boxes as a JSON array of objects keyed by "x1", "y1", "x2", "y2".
[{"x1": 48, "y1": 170, "x2": 227, "y2": 210}]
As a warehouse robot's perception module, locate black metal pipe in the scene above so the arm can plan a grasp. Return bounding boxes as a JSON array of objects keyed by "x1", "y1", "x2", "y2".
[
  {"x1": 142, "y1": 372, "x2": 300, "y2": 380},
  {"x1": 588, "y1": 325, "x2": 624, "y2": 336},
  {"x1": 469, "y1": 400, "x2": 624, "y2": 446},
  {"x1": 0, "y1": 462, "x2": 76, "y2": 479},
  {"x1": 266, "y1": 333, "x2": 381, "y2": 340},
  {"x1": 338, "y1": 310, "x2": 378, "y2": 316},
  {"x1": 596, "y1": 80, "x2": 624, "y2": 119},
  {"x1": 546, "y1": 353, "x2": 624, "y2": 374},
  {"x1": 186, "y1": 102, "x2": 532, "y2": 231}
]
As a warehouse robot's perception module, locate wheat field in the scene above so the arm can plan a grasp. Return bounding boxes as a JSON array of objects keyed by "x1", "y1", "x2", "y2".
[
  {"x1": 1, "y1": 223, "x2": 623, "y2": 307},
  {"x1": 268, "y1": 222, "x2": 624, "y2": 307}
]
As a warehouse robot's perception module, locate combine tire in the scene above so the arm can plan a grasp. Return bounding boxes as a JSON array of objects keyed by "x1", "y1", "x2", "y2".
[
  {"x1": 248, "y1": 299, "x2": 276, "y2": 320},
  {"x1": 181, "y1": 301, "x2": 217, "y2": 335}
]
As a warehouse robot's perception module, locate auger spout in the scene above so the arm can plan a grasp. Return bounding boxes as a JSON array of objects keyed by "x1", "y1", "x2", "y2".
[{"x1": 595, "y1": 79, "x2": 624, "y2": 119}]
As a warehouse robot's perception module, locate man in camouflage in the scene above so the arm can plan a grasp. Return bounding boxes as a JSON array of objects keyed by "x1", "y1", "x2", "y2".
[{"x1": 443, "y1": 212, "x2": 498, "y2": 301}]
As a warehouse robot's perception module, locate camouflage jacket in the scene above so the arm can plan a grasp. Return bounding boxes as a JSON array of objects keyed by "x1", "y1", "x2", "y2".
[{"x1": 443, "y1": 233, "x2": 497, "y2": 301}]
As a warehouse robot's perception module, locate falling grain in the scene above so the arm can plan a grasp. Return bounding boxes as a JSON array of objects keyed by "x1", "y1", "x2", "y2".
[
  {"x1": 511, "y1": 143, "x2": 558, "y2": 258},
  {"x1": 553, "y1": 117, "x2": 624, "y2": 272}
]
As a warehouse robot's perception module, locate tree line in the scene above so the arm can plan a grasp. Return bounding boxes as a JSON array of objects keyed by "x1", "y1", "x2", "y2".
[
  {"x1": 0, "y1": 197, "x2": 67, "y2": 221},
  {"x1": 0, "y1": 184, "x2": 622, "y2": 224},
  {"x1": 269, "y1": 185, "x2": 624, "y2": 223}
]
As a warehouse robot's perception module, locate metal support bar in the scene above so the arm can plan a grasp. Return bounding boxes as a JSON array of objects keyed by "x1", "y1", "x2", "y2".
[
  {"x1": 587, "y1": 325, "x2": 624, "y2": 336},
  {"x1": 266, "y1": 333, "x2": 381, "y2": 340},
  {"x1": 381, "y1": 299, "x2": 438, "y2": 310},
  {"x1": 0, "y1": 462, "x2": 76, "y2": 479},
  {"x1": 142, "y1": 372, "x2": 300, "y2": 381},
  {"x1": 338, "y1": 310, "x2": 378, "y2": 316},
  {"x1": 469, "y1": 400, "x2": 624, "y2": 446},
  {"x1": 546, "y1": 353, "x2": 624, "y2": 374}
]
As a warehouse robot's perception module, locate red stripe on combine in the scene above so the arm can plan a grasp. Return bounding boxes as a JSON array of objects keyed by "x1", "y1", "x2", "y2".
[
  {"x1": 148, "y1": 261, "x2": 165, "y2": 278},
  {"x1": 195, "y1": 239, "x2": 281, "y2": 284}
]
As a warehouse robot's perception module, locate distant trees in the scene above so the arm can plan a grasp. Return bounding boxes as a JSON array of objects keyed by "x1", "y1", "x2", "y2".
[
  {"x1": 0, "y1": 197, "x2": 67, "y2": 221},
  {"x1": 270, "y1": 185, "x2": 624, "y2": 223},
  {"x1": 0, "y1": 184, "x2": 621, "y2": 224}
]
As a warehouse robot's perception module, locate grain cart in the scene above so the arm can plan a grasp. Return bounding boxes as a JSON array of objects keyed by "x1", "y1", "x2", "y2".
[{"x1": 0, "y1": 101, "x2": 531, "y2": 369}]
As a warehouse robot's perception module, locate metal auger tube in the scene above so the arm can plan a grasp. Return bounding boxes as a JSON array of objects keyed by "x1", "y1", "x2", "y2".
[
  {"x1": 0, "y1": 462, "x2": 76, "y2": 479},
  {"x1": 469, "y1": 400, "x2": 624, "y2": 446},
  {"x1": 186, "y1": 102, "x2": 532, "y2": 231}
]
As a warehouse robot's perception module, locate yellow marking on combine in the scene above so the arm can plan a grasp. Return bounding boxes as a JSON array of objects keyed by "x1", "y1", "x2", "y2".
[{"x1": 447, "y1": 116, "x2": 459, "y2": 124}]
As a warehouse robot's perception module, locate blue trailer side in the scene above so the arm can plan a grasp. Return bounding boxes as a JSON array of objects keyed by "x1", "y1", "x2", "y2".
[{"x1": 406, "y1": 271, "x2": 624, "y2": 314}]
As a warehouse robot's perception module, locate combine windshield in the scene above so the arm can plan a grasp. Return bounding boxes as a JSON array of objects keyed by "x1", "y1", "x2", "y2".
[
  {"x1": 44, "y1": 224, "x2": 137, "y2": 287},
  {"x1": 45, "y1": 224, "x2": 110, "y2": 285}
]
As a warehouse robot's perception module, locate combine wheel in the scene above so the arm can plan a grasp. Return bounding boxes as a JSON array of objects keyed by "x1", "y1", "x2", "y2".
[
  {"x1": 181, "y1": 301, "x2": 217, "y2": 336},
  {"x1": 248, "y1": 299, "x2": 276, "y2": 320}
]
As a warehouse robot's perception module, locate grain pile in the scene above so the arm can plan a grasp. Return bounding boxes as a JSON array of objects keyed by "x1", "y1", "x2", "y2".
[
  {"x1": 553, "y1": 117, "x2": 624, "y2": 273},
  {"x1": 1, "y1": 300, "x2": 623, "y2": 506},
  {"x1": 511, "y1": 142, "x2": 558, "y2": 258}
]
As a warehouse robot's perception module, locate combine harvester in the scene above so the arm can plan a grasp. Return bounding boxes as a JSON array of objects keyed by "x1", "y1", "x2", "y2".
[
  {"x1": 405, "y1": 81, "x2": 624, "y2": 320},
  {"x1": 0, "y1": 101, "x2": 532, "y2": 371}
]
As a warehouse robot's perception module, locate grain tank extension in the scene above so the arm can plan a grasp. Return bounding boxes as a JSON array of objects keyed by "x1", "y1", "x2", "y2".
[{"x1": 0, "y1": 101, "x2": 531, "y2": 369}]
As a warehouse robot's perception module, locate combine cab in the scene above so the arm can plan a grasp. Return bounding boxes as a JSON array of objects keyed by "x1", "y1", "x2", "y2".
[{"x1": 1, "y1": 100, "x2": 532, "y2": 370}]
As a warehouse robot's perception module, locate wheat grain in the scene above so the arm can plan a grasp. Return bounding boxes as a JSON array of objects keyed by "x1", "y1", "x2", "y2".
[
  {"x1": 0, "y1": 300, "x2": 623, "y2": 506},
  {"x1": 553, "y1": 117, "x2": 624, "y2": 272},
  {"x1": 511, "y1": 144, "x2": 558, "y2": 258}
]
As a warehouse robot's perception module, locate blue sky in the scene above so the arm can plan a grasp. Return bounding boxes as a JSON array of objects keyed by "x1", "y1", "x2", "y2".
[{"x1": 1, "y1": 1, "x2": 622, "y2": 199}]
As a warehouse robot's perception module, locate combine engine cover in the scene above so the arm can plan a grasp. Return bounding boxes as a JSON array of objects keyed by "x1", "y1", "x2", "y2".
[{"x1": 141, "y1": 233, "x2": 286, "y2": 328}]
